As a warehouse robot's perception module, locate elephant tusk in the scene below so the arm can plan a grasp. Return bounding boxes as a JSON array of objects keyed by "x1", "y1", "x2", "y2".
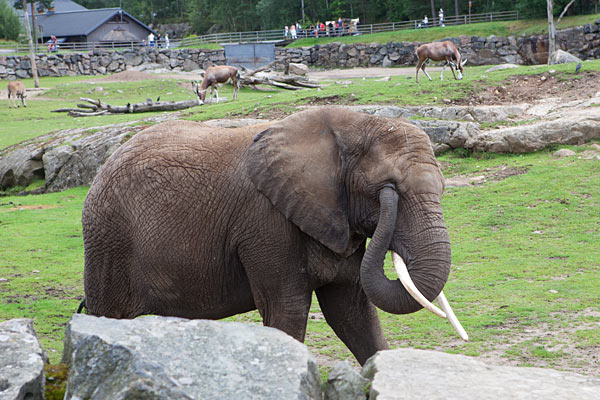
[
  {"x1": 392, "y1": 252, "x2": 447, "y2": 318},
  {"x1": 392, "y1": 252, "x2": 470, "y2": 341},
  {"x1": 436, "y1": 291, "x2": 469, "y2": 341}
]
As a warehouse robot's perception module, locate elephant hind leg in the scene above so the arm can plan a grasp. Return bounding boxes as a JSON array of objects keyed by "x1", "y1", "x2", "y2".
[
  {"x1": 83, "y1": 240, "x2": 146, "y2": 319},
  {"x1": 316, "y1": 282, "x2": 389, "y2": 365}
]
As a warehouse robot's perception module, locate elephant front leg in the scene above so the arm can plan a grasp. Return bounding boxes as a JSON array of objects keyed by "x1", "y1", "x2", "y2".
[
  {"x1": 316, "y1": 282, "x2": 389, "y2": 365},
  {"x1": 246, "y1": 269, "x2": 313, "y2": 342}
]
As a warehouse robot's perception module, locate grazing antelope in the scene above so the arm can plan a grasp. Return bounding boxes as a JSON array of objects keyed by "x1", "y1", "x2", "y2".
[
  {"x1": 415, "y1": 41, "x2": 467, "y2": 83},
  {"x1": 192, "y1": 65, "x2": 240, "y2": 103},
  {"x1": 7, "y1": 80, "x2": 27, "y2": 108}
]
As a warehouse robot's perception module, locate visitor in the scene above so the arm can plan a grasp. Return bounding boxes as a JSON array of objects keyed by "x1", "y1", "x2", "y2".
[
  {"x1": 439, "y1": 8, "x2": 445, "y2": 27},
  {"x1": 164, "y1": 33, "x2": 170, "y2": 49},
  {"x1": 290, "y1": 24, "x2": 297, "y2": 39},
  {"x1": 422, "y1": 15, "x2": 428, "y2": 29},
  {"x1": 327, "y1": 21, "x2": 334, "y2": 36},
  {"x1": 157, "y1": 33, "x2": 162, "y2": 48},
  {"x1": 284, "y1": 25, "x2": 289, "y2": 39},
  {"x1": 148, "y1": 32, "x2": 155, "y2": 47}
]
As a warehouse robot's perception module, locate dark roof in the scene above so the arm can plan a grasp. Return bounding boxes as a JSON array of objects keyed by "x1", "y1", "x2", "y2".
[
  {"x1": 12, "y1": 0, "x2": 87, "y2": 17},
  {"x1": 32, "y1": 8, "x2": 154, "y2": 38}
]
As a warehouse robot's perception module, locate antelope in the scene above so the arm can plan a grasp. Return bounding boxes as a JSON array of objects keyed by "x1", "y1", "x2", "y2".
[
  {"x1": 192, "y1": 65, "x2": 240, "y2": 103},
  {"x1": 7, "y1": 80, "x2": 27, "y2": 108},
  {"x1": 415, "y1": 41, "x2": 467, "y2": 83}
]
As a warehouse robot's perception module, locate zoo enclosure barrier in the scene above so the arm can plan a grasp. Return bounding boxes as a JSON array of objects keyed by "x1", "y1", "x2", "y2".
[
  {"x1": 0, "y1": 10, "x2": 519, "y2": 54},
  {"x1": 180, "y1": 11, "x2": 519, "y2": 45}
]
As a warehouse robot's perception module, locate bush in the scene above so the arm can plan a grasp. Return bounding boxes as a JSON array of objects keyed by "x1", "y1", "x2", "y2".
[{"x1": 0, "y1": 0, "x2": 22, "y2": 40}]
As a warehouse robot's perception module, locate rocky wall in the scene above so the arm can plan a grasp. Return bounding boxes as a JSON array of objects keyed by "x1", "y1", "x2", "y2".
[{"x1": 1, "y1": 20, "x2": 600, "y2": 80}]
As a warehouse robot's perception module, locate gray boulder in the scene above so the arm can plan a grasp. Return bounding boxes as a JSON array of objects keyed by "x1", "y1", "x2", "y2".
[
  {"x1": 0, "y1": 319, "x2": 46, "y2": 400},
  {"x1": 548, "y1": 49, "x2": 582, "y2": 65},
  {"x1": 466, "y1": 108, "x2": 600, "y2": 153},
  {"x1": 63, "y1": 314, "x2": 321, "y2": 400},
  {"x1": 324, "y1": 361, "x2": 368, "y2": 400},
  {"x1": 361, "y1": 349, "x2": 600, "y2": 399},
  {"x1": 288, "y1": 62, "x2": 309, "y2": 75}
]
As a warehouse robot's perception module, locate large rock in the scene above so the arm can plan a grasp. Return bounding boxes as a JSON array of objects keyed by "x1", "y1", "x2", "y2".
[
  {"x1": 288, "y1": 62, "x2": 309, "y2": 75},
  {"x1": 324, "y1": 361, "x2": 369, "y2": 400},
  {"x1": 63, "y1": 315, "x2": 321, "y2": 400},
  {"x1": 548, "y1": 49, "x2": 582, "y2": 65},
  {"x1": 361, "y1": 349, "x2": 600, "y2": 399},
  {"x1": 466, "y1": 108, "x2": 600, "y2": 152},
  {"x1": 0, "y1": 319, "x2": 45, "y2": 400}
]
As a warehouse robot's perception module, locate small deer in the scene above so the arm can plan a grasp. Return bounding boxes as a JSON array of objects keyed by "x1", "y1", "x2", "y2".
[
  {"x1": 192, "y1": 65, "x2": 240, "y2": 103},
  {"x1": 415, "y1": 41, "x2": 467, "y2": 83},
  {"x1": 7, "y1": 80, "x2": 27, "y2": 108}
]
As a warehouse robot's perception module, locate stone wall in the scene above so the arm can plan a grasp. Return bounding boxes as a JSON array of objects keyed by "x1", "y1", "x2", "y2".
[{"x1": 1, "y1": 20, "x2": 600, "y2": 80}]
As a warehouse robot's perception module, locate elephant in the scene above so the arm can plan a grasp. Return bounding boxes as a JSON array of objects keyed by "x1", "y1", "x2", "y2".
[{"x1": 81, "y1": 107, "x2": 466, "y2": 365}]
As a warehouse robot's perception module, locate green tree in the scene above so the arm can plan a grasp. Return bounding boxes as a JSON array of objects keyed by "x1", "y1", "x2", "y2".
[{"x1": 0, "y1": 0, "x2": 21, "y2": 40}]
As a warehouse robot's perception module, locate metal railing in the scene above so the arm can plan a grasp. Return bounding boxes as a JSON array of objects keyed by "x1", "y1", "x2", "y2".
[
  {"x1": 180, "y1": 11, "x2": 519, "y2": 46},
  {"x1": 0, "y1": 10, "x2": 519, "y2": 54},
  {"x1": 0, "y1": 40, "x2": 177, "y2": 54}
]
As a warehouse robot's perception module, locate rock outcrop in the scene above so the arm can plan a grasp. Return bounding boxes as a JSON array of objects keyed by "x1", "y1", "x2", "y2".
[
  {"x1": 0, "y1": 319, "x2": 46, "y2": 400},
  {"x1": 62, "y1": 314, "x2": 322, "y2": 400},
  {"x1": 358, "y1": 349, "x2": 600, "y2": 399}
]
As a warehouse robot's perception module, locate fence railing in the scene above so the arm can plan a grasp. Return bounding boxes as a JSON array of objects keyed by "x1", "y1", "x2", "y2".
[
  {"x1": 180, "y1": 11, "x2": 519, "y2": 46},
  {"x1": 0, "y1": 40, "x2": 177, "y2": 54},
  {"x1": 0, "y1": 10, "x2": 519, "y2": 54}
]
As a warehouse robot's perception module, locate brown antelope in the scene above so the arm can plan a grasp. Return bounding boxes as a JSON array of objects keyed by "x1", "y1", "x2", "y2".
[
  {"x1": 7, "y1": 80, "x2": 27, "y2": 108},
  {"x1": 192, "y1": 65, "x2": 240, "y2": 103},
  {"x1": 415, "y1": 41, "x2": 467, "y2": 83}
]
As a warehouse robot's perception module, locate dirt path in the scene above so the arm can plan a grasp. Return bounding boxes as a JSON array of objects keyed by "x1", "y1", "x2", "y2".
[{"x1": 308, "y1": 66, "x2": 441, "y2": 80}]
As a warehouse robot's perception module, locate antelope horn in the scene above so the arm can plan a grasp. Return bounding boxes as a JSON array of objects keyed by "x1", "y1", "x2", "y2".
[
  {"x1": 461, "y1": 58, "x2": 467, "y2": 66},
  {"x1": 392, "y1": 251, "x2": 469, "y2": 341}
]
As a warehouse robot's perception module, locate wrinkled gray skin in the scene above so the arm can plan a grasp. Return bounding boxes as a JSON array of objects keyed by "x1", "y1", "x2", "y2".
[{"x1": 82, "y1": 108, "x2": 451, "y2": 365}]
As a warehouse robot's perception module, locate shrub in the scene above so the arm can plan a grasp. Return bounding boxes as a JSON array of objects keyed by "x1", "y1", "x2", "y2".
[{"x1": 0, "y1": 0, "x2": 21, "y2": 40}]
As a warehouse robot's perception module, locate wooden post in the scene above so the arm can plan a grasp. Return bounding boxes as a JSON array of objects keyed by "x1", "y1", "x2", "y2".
[
  {"x1": 547, "y1": 0, "x2": 556, "y2": 64},
  {"x1": 21, "y1": 0, "x2": 39, "y2": 88}
]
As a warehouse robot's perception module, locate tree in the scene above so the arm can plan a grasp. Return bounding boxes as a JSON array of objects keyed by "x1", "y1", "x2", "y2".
[
  {"x1": 0, "y1": 0, "x2": 21, "y2": 40},
  {"x1": 13, "y1": 0, "x2": 54, "y2": 49},
  {"x1": 546, "y1": 0, "x2": 577, "y2": 64},
  {"x1": 20, "y1": 0, "x2": 39, "y2": 88}
]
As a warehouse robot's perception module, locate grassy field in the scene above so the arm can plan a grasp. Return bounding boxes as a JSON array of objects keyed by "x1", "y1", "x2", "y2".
[
  {"x1": 3, "y1": 58, "x2": 600, "y2": 152},
  {"x1": 289, "y1": 13, "x2": 600, "y2": 47},
  {"x1": 1, "y1": 26, "x2": 600, "y2": 390}
]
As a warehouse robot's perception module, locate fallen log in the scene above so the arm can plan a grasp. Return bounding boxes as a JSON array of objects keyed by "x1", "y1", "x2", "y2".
[
  {"x1": 238, "y1": 64, "x2": 321, "y2": 91},
  {"x1": 52, "y1": 98, "x2": 201, "y2": 116}
]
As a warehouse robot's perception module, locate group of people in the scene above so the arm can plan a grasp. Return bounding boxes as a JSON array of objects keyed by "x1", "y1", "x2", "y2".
[
  {"x1": 145, "y1": 32, "x2": 170, "y2": 49},
  {"x1": 284, "y1": 18, "x2": 357, "y2": 40},
  {"x1": 420, "y1": 8, "x2": 445, "y2": 29}
]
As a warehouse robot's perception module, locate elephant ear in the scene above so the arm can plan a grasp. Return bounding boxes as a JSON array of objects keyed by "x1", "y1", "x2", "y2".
[{"x1": 247, "y1": 122, "x2": 349, "y2": 254}]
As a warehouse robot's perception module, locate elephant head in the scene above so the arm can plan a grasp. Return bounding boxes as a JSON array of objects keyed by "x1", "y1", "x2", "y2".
[{"x1": 247, "y1": 107, "x2": 466, "y2": 339}]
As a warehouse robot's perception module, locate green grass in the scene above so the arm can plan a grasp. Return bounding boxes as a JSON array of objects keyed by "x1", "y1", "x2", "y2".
[
  {"x1": 289, "y1": 13, "x2": 600, "y2": 47},
  {"x1": 3, "y1": 58, "x2": 600, "y2": 150}
]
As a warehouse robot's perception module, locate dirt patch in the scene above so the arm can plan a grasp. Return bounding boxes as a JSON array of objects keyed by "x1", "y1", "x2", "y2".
[
  {"x1": 0, "y1": 203, "x2": 60, "y2": 211},
  {"x1": 445, "y1": 165, "x2": 529, "y2": 187},
  {"x1": 455, "y1": 70, "x2": 600, "y2": 106},
  {"x1": 94, "y1": 70, "x2": 166, "y2": 83}
]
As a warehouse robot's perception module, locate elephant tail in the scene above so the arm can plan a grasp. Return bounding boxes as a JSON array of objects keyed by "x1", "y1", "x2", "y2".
[{"x1": 76, "y1": 298, "x2": 87, "y2": 314}]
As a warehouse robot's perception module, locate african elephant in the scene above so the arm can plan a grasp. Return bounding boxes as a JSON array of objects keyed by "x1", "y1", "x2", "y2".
[{"x1": 82, "y1": 107, "x2": 466, "y2": 365}]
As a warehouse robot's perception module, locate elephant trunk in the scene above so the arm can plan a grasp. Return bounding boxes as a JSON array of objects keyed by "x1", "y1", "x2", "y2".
[{"x1": 360, "y1": 187, "x2": 462, "y2": 332}]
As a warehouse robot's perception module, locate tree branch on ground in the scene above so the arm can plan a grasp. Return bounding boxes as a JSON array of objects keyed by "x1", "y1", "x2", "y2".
[{"x1": 52, "y1": 98, "x2": 201, "y2": 117}]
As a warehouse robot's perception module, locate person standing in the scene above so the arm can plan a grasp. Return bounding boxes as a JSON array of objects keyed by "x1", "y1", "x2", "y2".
[
  {"x1": 284, "y1": 25, "x2": 289, "y2": 39},
  {"x1": 422, "y1": 15, "x2": 428, "y2": 29},
  {"x1": 439, "y1": 8, "x2": 445, "y2": 27},
  {"x1": 148, "y1": 32, "x2": 155, "y2": 47},
  {"x1": 164, "y1": 33, "x2": 170, "y2": 49},
  {"x1": 290, "y1": 23, "x2": 297, "y2": 39}
]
